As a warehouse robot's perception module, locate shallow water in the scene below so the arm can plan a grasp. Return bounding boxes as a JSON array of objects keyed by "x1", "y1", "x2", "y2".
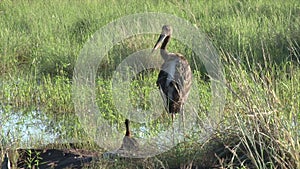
[{"x1": 0, "y1": 110, "x2": 59, "y2": 148}]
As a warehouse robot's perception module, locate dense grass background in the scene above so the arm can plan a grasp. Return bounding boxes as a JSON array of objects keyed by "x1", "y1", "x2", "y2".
[
  {"x1": 1, "y1": 0, "x2": 299, "y2": 77},
  {"x1": 0, "y1": 0, "x2": 299, "y2": 168}
]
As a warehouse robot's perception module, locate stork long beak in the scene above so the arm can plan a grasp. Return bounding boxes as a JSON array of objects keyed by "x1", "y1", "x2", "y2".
[{"x1": 152, "y1": 34, "x2": 167, "y2": 53}]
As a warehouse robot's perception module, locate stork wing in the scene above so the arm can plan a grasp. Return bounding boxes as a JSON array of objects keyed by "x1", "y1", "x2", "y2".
[
  {"x1": 174, "y1": 55, "x2": 192, "y2": 101},
  {"x1": 156, "y1": 70, "x2": 169, "y2": 110},
  {"x1": 156, "y1": 69, "x2": 181, "y2": 114}
]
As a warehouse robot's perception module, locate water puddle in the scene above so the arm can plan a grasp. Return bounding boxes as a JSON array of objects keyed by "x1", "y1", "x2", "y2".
[{"x1": 0, "y1": 110, "x2": 60, "y2": 148}]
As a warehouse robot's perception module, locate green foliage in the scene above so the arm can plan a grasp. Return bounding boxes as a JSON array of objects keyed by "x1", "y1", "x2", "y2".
[
  {"x1": 0, "y1": 0, "x2": 299, "y2": 77},
  {"x1": 23, "y1": 149, "x2": 44, "y2": 169},
  {"x1": 0, "y1": 0, "x2": 299, "y2": 168},
  {"x1": 0, "y1": 73, "x2": 72, "y2": 113}
]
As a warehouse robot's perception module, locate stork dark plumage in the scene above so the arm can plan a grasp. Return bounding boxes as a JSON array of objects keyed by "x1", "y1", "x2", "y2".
[
  {"x1": 153, "y1": 25, "x2": 192, "y2": 122},
  {"x1": 120, "y1": 119, "x2": 139, "y2": 151}
]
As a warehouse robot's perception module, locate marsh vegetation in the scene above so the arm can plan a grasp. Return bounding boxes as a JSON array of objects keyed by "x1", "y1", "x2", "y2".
[{"x1": 0, "y1": 0, "x2": 299, "y2": 168}]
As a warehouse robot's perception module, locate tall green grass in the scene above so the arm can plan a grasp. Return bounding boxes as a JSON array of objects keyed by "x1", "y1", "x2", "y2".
[
  {"x1": 0, "y1": 0, "x2": 299, "y2": 168},
  {"x1": 0, "y1": 0, "x2": 299, "y2": 77},
  {"x1": 220, "y1": 52, "x2": 300, "y2": 168}
]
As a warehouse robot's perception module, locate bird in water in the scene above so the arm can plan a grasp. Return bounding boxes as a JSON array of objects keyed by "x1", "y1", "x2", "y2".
[
  {"x1": 120, "y1": 119, "x2": 139, "y2": 152},
  {"x1": 152, "y1": 25, "x2": 192, "y2": 124}
]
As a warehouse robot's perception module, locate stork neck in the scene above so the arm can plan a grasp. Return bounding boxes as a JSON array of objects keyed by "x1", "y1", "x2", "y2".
[{"x1": 125, "y1": 123, "x2": 130, "y2": 136}]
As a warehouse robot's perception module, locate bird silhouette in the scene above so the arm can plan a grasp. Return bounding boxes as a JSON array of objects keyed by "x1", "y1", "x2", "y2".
[{"x1": 120, "y1": 119, "x2": 139, "y2": 152}]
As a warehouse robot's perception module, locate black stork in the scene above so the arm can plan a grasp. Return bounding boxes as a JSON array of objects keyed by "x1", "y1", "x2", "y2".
[
  {"x1": 120, "y1": 119, "x2": 139, "y2": 151},
  {"x1": 152, "y1": 25, "x2": 192, "y2": 124}
]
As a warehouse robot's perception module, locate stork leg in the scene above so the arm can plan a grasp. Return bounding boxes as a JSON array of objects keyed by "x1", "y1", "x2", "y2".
[
  {"x1": 172, "y1": 113, "x2": 175, "y2": 145},
  {"x1": 171, "y1": 113, "x2": 175, "y2": 122},
  {"x1": 181, "y1": 105, "x2": 186, "y2": 141}
]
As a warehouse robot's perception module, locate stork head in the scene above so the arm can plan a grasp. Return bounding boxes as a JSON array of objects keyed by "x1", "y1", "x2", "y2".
[
  {"x1": 160, "y1": 25, "x2": 173, "y2": 36},
  {"x1": 152, "y1": 25, "x2": 173, "y2": 52}
]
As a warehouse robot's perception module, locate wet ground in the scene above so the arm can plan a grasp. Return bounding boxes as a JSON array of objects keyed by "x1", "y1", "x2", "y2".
[
  {"x1": 18, "y1": 149, "x2": 98, "y2": 168},
  {"x1": 1, "y1": 144, "x2": 101, "y2": 169}
]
